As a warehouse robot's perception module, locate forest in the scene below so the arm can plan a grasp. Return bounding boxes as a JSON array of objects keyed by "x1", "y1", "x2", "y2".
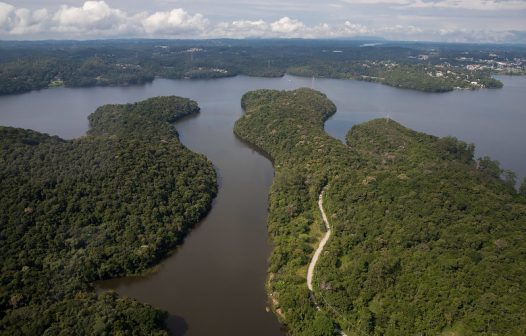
[
  {"x1": 234, "y1": 88, "x2": 526, "y2": 335},
  {"x1": 0, "y1": 39, "x2": 519, "y2": 95},
  {"x1": 0, "y1": 96, "x2": 217, "y2": 334}
]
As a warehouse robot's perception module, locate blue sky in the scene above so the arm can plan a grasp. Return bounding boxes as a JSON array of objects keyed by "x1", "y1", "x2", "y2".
[{"x1": 1, "y1": 0, "x2": 525, "y2": 42}]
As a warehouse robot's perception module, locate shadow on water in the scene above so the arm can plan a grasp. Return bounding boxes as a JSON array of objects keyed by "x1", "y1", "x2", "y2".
[{"x1": 166, "y1": 315, "x2": 189, "y2": 336}]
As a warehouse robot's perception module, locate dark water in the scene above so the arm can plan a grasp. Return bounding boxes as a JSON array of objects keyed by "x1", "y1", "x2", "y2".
[{"x1": 0, "y1": 75, "x2": 524, "y2": 335}]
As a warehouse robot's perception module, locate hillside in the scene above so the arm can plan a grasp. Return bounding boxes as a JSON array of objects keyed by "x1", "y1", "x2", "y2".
[
  {"x1": 234, "y1": 88, "x2": 526, "y2": 335},
  {"x1": 0, "y1": 96, "x2": 217, "y2": 335}
]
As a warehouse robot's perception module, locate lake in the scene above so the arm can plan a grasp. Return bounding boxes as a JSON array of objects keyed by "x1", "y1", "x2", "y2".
[{"x1": 0, "y1": 75, "x2": 524, "y2": 335}]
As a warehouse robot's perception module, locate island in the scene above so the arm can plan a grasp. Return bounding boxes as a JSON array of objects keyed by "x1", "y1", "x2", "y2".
[
  {"x1": 234, "y1": 88, "x2": 526, "y2": 335},
  {"x1": 0, "y1": 96, "x2": 217, "y2": 334}
]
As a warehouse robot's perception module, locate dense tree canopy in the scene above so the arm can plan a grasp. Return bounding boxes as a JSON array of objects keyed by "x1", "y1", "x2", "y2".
[
  {"x1": 0, "y1": 96, "x2": 217, "y2": 335},
  {"x1": 235, "y1": 88, "x2": 526, "y2": 335},
  {"x1": 321, "y1": 120, "x2": 525, "y2": 335},
  {"x1": 0, "y1": 40, "x2": 514, "y2": 95}
]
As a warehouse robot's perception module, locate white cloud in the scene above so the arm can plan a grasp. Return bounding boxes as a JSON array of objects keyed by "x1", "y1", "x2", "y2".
[
  {"x1": 0, "y1": 1, "x2": 524, "y2": 42},
  {"x1": 212, "y1": 19, "x2": 268, "y2": 37},
  {"x1": 0, "y1": 2, "x2": 15, "y2": 29},
  {"x1": 342, "y1": 21, "x2": 370, "y2": 35},
  {"x1": 378, "y1": 24, "x2": 423, "y2": 34},
  {"x1": 340, "y1": 0, "x2": 526, "y2": 10},
  {"x1": 0, "y1": 2, "x2": 50, "y2": 34},
  {"x1": 0, "y1": 1, "x2": 209, "y2": 37},
  {"x1": 212, "y1": 19, "x2": 362, "y2": 39},
  {"x1": 52, "y1": 1, "x2": 130, "y2": 33},
  {"x1": 11, "y1": 8, "x2": 50, "y2": 34},
  {"x1": 142, "y1": 8, "x2": 208, "y2": 35},
  {"x1": 270, "y1": 17, "x2": 305, "y2": 34}
]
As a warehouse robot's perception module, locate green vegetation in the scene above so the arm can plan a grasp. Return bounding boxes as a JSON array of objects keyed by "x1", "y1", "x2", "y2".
[
  {"x1": 1, "y1": 39, "x2": 520, "y2": 95},
  {"x1": 520, "y1": 178, "x2": 526, "y2": 196},
  {"x1": 0, "y1": 96, "x2": 217, "y2": 334},
  {"x1": 235, "y1": 88, "x2": 353, "y2": 335},
  {"x1": 379, "y1": 65, "x2": 503, "y2": 91},
  {"x1": 234, "y1": 88, "x2": 526, "y2": 335},
  {"x1": 288, "y1": 63, "x2": 503, "y2": 92},
  {"x1": 0, "y1": 57, "x2": 153, "y2": 95},
  {"x1": 321, "y1": 121, "x2": 525, "y2": 335}
]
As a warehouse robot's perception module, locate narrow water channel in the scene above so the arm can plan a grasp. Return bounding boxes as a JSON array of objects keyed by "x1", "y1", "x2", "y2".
[
  {"x1": 90, "y1": 76, "x2": 314, "y2": 335},
  {"x1": 95, "y1": 79, "x2": 297, "y2": 335}
]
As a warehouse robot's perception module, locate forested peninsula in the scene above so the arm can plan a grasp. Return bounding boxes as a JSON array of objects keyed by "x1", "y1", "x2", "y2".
[
  {"x1": 0, "y1": 96, "x2": 217, "y2": 334},
  {"x1": 234, "y1": 88, "x2": 526, "y2": 335}
]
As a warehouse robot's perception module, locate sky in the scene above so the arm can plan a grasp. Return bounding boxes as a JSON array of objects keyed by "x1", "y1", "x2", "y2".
[{"x1": 1, "y1": 0, "x2": 525, "y2": 43}]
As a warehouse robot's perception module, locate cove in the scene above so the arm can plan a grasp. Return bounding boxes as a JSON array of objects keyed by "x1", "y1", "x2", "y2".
[{"x1": 0, "y1": 75, "x2": 524, "y2": 335}]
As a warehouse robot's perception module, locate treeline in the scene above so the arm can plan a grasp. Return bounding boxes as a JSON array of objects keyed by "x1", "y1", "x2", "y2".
[
  {"x1": 0, "y1": 96, "x2": 217, "y2": 334},
  {"x1": 234, "y1": 88, "x2": 526, "y2": 335},
  {"x1": 288, "y1": 63, "x2": 503, "y2": 92},
  {"x1": 0, "y1": 56, "x2": 153, "y2": 95},
  {"x1": 0, "y1": 40, "x2": 510, "y2": 95},
  {"x1": 380, "y1": 65, "x2": 503, "y2": 92}
]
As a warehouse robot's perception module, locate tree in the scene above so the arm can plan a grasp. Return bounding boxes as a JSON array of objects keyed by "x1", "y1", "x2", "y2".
[
  {"x1": 502, "y1": 170, "x2": 517, "y2": 190},
  {"x1": 519, "y1": 178, "x2": 526, "y2": 196},
  {"x1": 0, "y1": 96, "x2": 216, "y2": 334},
  {"x1": 477, "y1": 156, "x2": 501, "y2": 178}
]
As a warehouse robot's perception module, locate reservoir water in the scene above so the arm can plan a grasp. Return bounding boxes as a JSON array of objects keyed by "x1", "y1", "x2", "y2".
[{"x1": 0, "y1": 75, "x2": 524, "y2": 335}]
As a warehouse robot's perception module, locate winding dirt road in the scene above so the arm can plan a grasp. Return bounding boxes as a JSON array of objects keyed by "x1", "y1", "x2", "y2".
[
  {"x1": 307, "y1": 189, "x2": 331, "y2": 292},
  {"x1": 307, "y1": 188, "x2": 349, "y2": 336}
]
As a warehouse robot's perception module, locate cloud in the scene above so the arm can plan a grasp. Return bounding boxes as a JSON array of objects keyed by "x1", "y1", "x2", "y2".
[
  {"x1": 142, "y1": 8, "x2": 208, "y2": 35},
  {"x1": 211, "y1": 19, "x2": 366, "y2": 39},
  {"x1": 340, "y1": 0, "x2": 526, "y2": 10},
  {"x1": 436, "y1": 27, "x2": 519, "y2": 43},
  {"x1": 0, "y1": 2, "x2": 15, "y2": 29},
  {"x1": 270, "y1": 17, "x2": 305, "y2": 34},
  {"x1": 342, "y1": 21, "x2": 370, "y2": 35},
  {"x1": 212, "y1": 20, "x2": 268, "y2": 38},
  {"x1": 0, "y1": 2, "x2": 50, "y2": 34},
  {"x1": 408, "y1": 0, "x2": 526, "y2": 10},
  {"x1": 0, "y1": 1, "x2": 209, "y2": 37},
  {"x1": 52, "y1": 1, "x2": 130, "y2": 34},
  {"x1": 340, "y1": 0, "x2": 411, "y2": 5},
  {"x1": 0, "y1": 1, "x2": 524, "y2": 42}
]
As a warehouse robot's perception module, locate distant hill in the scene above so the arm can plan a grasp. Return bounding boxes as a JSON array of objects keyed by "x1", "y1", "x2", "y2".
[{"x1": 0, "y1": 39, "x2": 519, "y2": 95}]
